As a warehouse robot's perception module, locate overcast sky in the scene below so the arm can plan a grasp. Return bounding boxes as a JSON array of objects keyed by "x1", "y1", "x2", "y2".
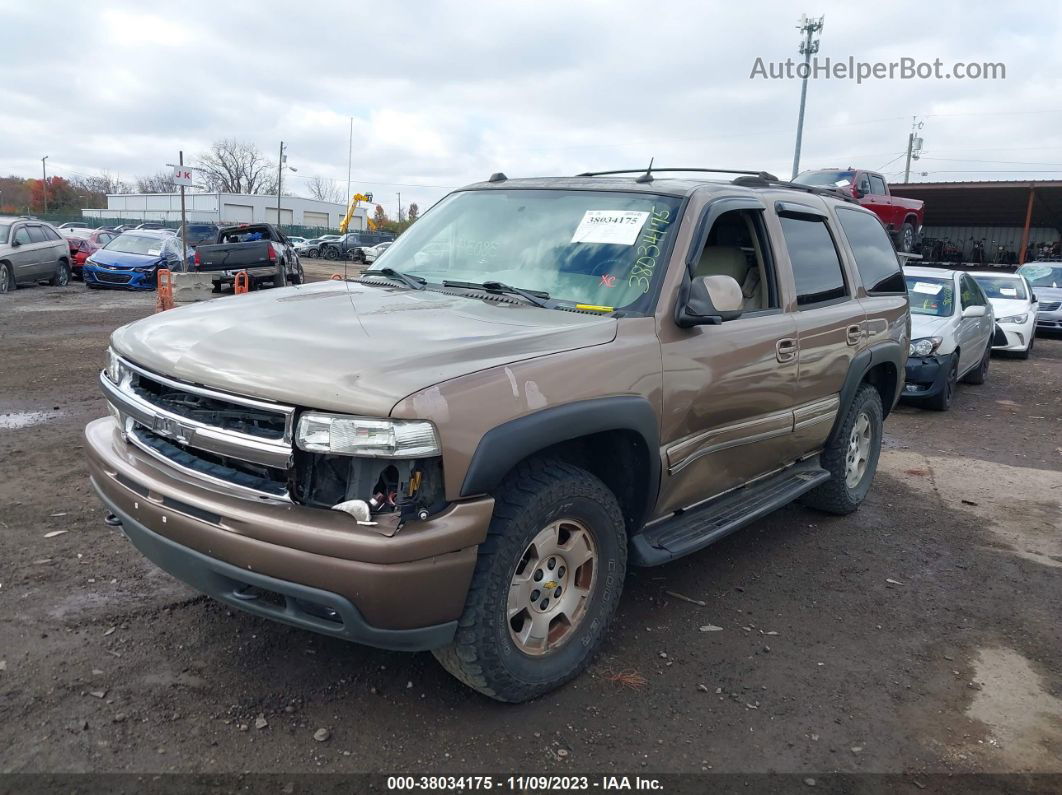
[{"x1": 2, "y1": 0, "x2": 1061, "y2": 214}]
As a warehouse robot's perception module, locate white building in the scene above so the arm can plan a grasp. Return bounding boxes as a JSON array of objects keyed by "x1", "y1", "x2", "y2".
[{"x1": 81, "y1": 192, "x2": 366, "y2": 231}]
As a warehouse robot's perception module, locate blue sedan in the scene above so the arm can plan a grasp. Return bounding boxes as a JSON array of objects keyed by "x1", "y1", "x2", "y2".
[{"x1": 84, "y1": 230, "x2": 191, "y2": 290}]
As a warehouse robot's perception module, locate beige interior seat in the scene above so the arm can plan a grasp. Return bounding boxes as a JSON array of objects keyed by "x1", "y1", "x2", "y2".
[{"x1": 694, "y1": 247, "x2": 764, "y2": 309}]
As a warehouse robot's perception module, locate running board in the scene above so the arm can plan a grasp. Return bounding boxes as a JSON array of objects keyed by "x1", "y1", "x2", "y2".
[{"x1": 631, "y1": 460, "x2": 830, "y2": 566}]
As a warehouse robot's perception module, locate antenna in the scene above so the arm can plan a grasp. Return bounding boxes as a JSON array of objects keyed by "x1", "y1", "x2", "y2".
[{"x1": 635, "y1": 157, "x2": 655, "y2": 183}]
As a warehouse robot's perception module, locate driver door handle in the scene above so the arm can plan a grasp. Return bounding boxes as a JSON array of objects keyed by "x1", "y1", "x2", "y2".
[
  {"x1": 846, "y1": 324, "x2": 863, "y2": 346},
  {"x1": 776, "y1": 338, "x2": 798, "y2": 363}
]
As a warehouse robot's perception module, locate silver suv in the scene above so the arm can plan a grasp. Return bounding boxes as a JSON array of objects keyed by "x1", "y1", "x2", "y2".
[{"x1": 0, "y1": 216, "x2": 72, "y2": 294}]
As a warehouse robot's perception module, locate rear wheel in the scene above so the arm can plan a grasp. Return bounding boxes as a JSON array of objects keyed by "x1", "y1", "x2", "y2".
[
  {"x1": 432, "y1": 459, "x2": 626, "y2": 702},
  {"x1": 323, "y1": 245, "x2": 339, "y2": 260},
  {"x1": 963, "y1": 345, "x2": 990, "y2": 384},
  {"x1": 306, "y1": 247, "x2": 319, "y2": 258},
  {"x1": 801, "y1": 384, "x2": 883, "y2": 515},
  {"x1": 898, "y1": 222, "x2": 916, "y2": 253},
  {"x1": 49, "y1": 260, "x2": 70, "y2": 287},
  {"x1": 0, "y1": 261, "x2": 14, "y2": 294}
]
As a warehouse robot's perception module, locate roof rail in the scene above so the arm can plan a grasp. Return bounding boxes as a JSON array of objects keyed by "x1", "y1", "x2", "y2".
[
  {"x1": 576, "y1": 167, "x2": 778, "y2": 181},
  {"x1": 730, "y1": 175, "x2": 860, "y2": 204}
]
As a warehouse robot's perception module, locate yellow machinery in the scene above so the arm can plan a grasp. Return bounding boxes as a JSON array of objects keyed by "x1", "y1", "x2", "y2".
[{"x1": 339, "y1": 192, "x2": 378, "y2": 234}]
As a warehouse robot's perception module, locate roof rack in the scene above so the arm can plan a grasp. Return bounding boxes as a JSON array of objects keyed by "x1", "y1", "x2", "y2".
[{"x1": 576, "y1": 167, "x2": 778, "y2": 182}]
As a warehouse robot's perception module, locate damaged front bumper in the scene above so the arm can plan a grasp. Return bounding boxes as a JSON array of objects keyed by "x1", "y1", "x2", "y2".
[
  {"x1": 901, "y1": 354, "x2": 949, "y2": 399},
  {"x1": 86, "y1": 417, "x2": 493, "y2": 650}
]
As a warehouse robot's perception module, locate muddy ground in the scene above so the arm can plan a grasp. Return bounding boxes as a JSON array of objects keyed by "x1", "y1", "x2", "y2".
[{"x1": 1, "y1": 271, "x2": 1060, "y2": 785}]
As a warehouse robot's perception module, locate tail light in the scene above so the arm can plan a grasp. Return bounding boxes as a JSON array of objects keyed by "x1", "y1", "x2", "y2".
[
  {"x1": 266, "y1": 243, "x2": 277, "y2": 262},
  {"x1": 194, "y1": 249, "x2": 201, "y2": 269}
]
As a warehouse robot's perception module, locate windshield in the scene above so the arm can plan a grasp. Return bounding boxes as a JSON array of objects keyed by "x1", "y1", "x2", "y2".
[
  {"x1": 1018, "y1": 263, "x2": 1062, "y2": 288},
  {"x1": 972, "y1": 274, "x2": 1027, "y2": 300},
  {"x1": 377, "y1": 189, "x2": 684, "y2": 310},
  {"x1": 793, "y1": 170, "x2": 855, "y2": 188},
  {"x1": 905, "y1": 274, "x2": 954, "y2": 316},
  {"x1": 104, "y1": 233, "x2": 166, "y2": 256}
]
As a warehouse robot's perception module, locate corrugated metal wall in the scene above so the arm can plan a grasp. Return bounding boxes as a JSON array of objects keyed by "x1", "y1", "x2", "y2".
[{"x1": 921, "y1": 225, "x2": 1057, "y2": 260}]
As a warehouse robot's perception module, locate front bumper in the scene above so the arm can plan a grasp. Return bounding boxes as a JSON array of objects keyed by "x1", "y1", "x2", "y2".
[
  {"x1": 992, "y1": 322, "x2": 1032, "y2": 351},
  {"x1": 84, "y1": 266, "x2": 156, "y2": 290},
  {"x1": 902, "y1": 354, "x2": 949, "y2": 399},
  {"x1": 1035, "y1": 308, "x2": 1062, "y2": 331},
  {"x1": 85, "y1": 417, "x2": 493, "y2": 650}
]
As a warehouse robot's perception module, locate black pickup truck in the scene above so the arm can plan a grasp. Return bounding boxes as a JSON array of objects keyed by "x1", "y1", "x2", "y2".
[
  {"x1": 193, "y1": 223, "x2": 304, "y2": 291},
  {"x1": 319, "y1": 231, "x2": 396, "y2": 262}
]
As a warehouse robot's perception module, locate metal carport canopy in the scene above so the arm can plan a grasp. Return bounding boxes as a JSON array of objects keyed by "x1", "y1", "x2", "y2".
[{"x1": 888, "y1": 180, "x2": 1062, "y2": 229}]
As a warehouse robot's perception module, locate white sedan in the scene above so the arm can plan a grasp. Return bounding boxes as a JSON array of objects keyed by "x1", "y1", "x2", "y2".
[
  {"x1": 971, "y1": 271, "x2": 1038, "y2": 359},
  {"x1": 902, "y1": 266, "x2": 995, "y2": 411},
  {"x1": 363, "y1": 241, "x2": 393, "y2": 263}
]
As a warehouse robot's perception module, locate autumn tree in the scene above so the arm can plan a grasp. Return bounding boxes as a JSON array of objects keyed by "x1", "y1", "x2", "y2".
[
  {"x1": 407, "y1": 202, "x2": 419, "y2": 223},
  {"x1": 29, "y1": 176, "x2": 80, "y2": 212},
  {"x1": 372, "y1": 203, "x2": 388, "y2": 229},
  {"x1": 195, "y1": 139, "x2": 276, "y2": 195},
  {"x1": 306, "y1": 176, "x2": 344, "y2": 204}
]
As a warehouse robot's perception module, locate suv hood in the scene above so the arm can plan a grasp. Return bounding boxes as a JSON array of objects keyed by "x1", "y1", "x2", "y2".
[
  {"x1": 1032, "y1": 285, "x2": 1062, "y2": 303},
  {"x1": 110, "y1": 280, "x2": 617, "y2": 416}
]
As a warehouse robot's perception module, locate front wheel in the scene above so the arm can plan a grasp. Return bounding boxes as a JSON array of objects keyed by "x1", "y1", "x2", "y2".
[
  {"x1": 924, "y1": 354, "x2": 958, "y2": 411},
  {"x1": 963, "y1": 345, "x2": 990, "y2": 384},
  {"x1": 306, "y1": 247, "x2": 319, "y2": 258},
  {"x1": 432, "y1": 459, "x2": 627, "y2": 702},
  {"x1": 323, "y1": 246, "x2": 339, "y2": 260},
  {"x1": 0, "y1": 261, "x2": 13, "y2": 294},
  {"x1": 801, "y1": 384, "x2": 883, "y2": 515}
]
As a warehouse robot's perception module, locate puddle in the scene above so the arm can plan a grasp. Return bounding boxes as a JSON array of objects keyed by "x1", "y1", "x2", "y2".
[
  {"x1": 0, "y1": 410, "x2": 61, "y2": 430},
  {"x1": 967, "y1": 647, "x2": 1062, "y2": 771},
  {"x1": 879, "y1": 451, "x2": 1062, "y2": 569}
]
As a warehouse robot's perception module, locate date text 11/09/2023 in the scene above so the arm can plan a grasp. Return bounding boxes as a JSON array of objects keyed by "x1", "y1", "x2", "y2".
[{"x1": 386, "y1": 775, "x2": 664, "y2": 791}]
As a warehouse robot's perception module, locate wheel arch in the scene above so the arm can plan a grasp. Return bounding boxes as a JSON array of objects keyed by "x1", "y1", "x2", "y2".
[
  {"x1": 460, "y1": 396, "x2": 660, "y2": 531},
  {"x1": 827, "y1": 342, "x2": 904, "y2": 445}
]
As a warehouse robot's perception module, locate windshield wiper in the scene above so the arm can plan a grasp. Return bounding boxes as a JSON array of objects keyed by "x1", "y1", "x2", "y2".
[
  {"x1": 442, "y1": 280, "x2": 551, "y2": 308},
  {"x1": 362, "y1": 267, "x2": 425, "y2": 290}
]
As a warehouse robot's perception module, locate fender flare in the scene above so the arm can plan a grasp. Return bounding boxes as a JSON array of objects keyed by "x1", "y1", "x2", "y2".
[
  {"x1": 459, "y1": 396, "x2": 660, "y2": 504},
  {"x1": 827, "y1": 341, "x2": 905, "y2": 445}
]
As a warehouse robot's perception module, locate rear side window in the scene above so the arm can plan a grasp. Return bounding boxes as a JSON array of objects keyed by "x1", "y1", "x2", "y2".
[
  {"x1": 778, "y1": 216, "x2": 848, "y2": 307},
  {"x1": 27, "y1": 226, "x2": 47, "y2": 243},
  {"x1": 835, "y1": 208, "x2": 905, "y2": 294},
  {"x1": 43, "y1": 226, "x2": 62, "y2": 241},
  {"x1": 868, "y1": 174, "x2": 887, "y2": 195}
]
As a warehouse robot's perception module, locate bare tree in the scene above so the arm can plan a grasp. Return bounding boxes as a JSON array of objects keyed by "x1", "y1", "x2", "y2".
[
  {"x1": 135, "y1": 171, "x2": 177, "y2": 193},
  {"x1": 194, "y1": 139, "x2": 277, "y2": 195},
  {"x1": 73, "y1": 171, "x2": 130, "y2": 195},
  {"x1": 305, "y1": 175, "x2": 344, "y2": 204},
  {"x1": 407, "y1": 202, "x2": 420, "y2": 223}
]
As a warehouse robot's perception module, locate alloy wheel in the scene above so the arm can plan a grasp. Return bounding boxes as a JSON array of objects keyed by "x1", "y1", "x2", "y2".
[
  {"x1": 844, "y1": 411, "x2": 873, "y2": 488},
  {"x1": 507, "y1": 519, "x2": 597, "y2": 656},
  {"x1": 0, "y1": 263, "x2": 10, "y2": 294}
]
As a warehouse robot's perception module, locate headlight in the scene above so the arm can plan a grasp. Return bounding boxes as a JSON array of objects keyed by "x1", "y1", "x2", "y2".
[
  {"x1": 909, "y1": 337, "x2": 943, "y2": 357},
  {"x1": 997, "y1": 314, "x2": 1028, "y2": 324},
  {"x1": 296, "y1": 412, "x2": 440, "y2": 458},
  {"x1": 104, "y1": 347, "x2": 121, "y2": 383}
]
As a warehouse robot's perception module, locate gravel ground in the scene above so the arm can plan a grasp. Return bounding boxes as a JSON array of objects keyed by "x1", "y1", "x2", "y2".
[{"x1": 1, "y1": 273, "x2": 1060, "y2": 782}]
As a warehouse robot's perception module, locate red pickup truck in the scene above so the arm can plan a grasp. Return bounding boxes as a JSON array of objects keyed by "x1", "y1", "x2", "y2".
[{"x1": 793, "y1": 168, "x2": 924, "y2": 253}]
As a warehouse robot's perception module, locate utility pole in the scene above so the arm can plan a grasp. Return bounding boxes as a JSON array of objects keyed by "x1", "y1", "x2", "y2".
[
  {"x1": 179, "y1": 150, "x2": 188, "y2": 270},
  {"x1": 346, "y1": 117, "x2": 353, "y2": 203},
  {"x1": 903, "y1": 117, "x2": 924, "y2": 183},
  {"x1": 396, "y1": 192, "x2": 402, "y2": 224},
  {"x1": 41, "y1": 155, "x2": 49, "y2": 214},
  {"x1": 790, "y1": 14, "x2": 824, "y2": 180},
  {"x1": 277, "y1": 141, "x2": 286, "y2": 287}
]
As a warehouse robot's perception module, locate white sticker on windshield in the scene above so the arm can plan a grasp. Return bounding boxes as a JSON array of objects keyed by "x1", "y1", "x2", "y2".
[
  {"x1": 912, "y1": 281, "x2": 943, "y2": 295},
  {"x1": 571, "y1": 210, "x2": 649, "y2": 245},
  {"x1": 147, "y1": 249, "x2": 161, "y2": 256},
  {"x1": 1000, "y1": 287, "x2": 1018, "y2": 296}
]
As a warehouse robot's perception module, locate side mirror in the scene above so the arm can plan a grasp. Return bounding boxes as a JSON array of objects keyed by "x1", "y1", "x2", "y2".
[
  {"x1": 1030, "y1": 293, "x2": 1038, "y2": 303},
  {"x1": 11, "y1": 238, "x2": 20, "y2": 247},
  {"x1": 961, "y1": 305, "x2": 986, "y2": 318},
  {"x1": 676, "y1": 275, "x2": 744, "y2": 328},
  {"x1": 852, "y1": 187, "x2": 865, "y2": 199}
]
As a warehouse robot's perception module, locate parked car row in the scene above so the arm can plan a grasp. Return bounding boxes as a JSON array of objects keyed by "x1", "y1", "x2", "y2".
[{"x1": 900, "y1": 263, "x2": 1053, "y2": 410}]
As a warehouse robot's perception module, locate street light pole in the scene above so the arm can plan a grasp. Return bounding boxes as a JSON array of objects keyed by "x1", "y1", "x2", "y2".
[
  {"x1": 396, "y1": 191, "x2": 402, "y2": 225},
  {"x1": 277, "y1": 141, "x2": 286, "y2": 288},
  {"x1": 790, "y1": 15, "x2": 824, "y2": 180},
  {"x1": 41, "y1": 156, "x2": 49, "y2": 214}
]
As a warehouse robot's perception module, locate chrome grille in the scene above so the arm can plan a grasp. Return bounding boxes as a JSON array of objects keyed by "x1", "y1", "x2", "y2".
[
  {"x1": 100, "y1": 355, "x2": 295, "y2": 501},
  {"x1": 1039, "y1": 301, "x2": 1061, "y2": 312},
  {"x1": 95, "y1": 271, "x2": 132, "y2": 284}
]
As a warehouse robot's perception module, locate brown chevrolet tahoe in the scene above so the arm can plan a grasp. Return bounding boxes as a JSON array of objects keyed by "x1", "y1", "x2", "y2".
[{"x1": 86, "y1": 168, "x2": 910, "y2": 702}]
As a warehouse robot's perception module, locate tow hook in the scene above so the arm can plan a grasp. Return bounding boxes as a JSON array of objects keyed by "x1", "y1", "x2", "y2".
[{"x1": 104, "y1": 512, "x2": 122, "y2": 527}]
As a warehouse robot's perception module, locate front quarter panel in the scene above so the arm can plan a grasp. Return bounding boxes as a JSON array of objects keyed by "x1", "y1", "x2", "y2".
[{"x1": 389, "y1": 317, "x2": 662, "y2": 501}]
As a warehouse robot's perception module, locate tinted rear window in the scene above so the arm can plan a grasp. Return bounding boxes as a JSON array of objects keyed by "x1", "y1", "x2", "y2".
[
  {"x1": 835, "y1": 208, "x2": 904, "y2": 293},
  {"x1": 27, "y1": 226, "x2": 47, "y2": 243},
  {"x1": 778, "y1": 216, "x2": 848, "y2": 306}
]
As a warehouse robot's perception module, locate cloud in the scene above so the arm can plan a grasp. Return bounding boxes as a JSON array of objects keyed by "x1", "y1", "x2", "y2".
[{"x1": 2, "y1": 0, "x2": 1062, "y2": 213}]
